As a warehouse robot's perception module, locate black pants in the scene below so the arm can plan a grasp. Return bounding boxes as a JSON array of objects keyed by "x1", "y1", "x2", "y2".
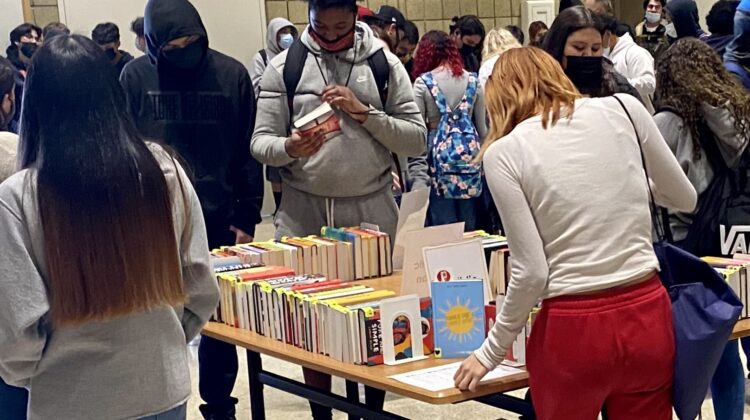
[
  {"x1": 198, "y1": 335, "x2": 239, "y2": 418},
  {"x1": 199, "y1": 226, "x2": 239, "y2": 419}
]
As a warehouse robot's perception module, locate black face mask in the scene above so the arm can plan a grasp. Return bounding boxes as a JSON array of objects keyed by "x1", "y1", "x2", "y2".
[
  {"x1": 564, "y1": 56, "x2": 603, "y2": 94},
  {"x1": 460, "y1": 44, "x2": 477, "y2": 55},
  {"x1": 20, "y1": 42, "x2": 37, "y2": 59},
  {"x1": 105, "y1": 48, "x2": 118, "y2": 61},
  {"x1": 161, "y1": 41, "x2": 206, "y2": 70}
]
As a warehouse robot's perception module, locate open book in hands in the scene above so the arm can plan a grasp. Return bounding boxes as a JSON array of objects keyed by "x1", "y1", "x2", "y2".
[{"x1": 293, "y1": 102, "x2": 342, "y2": 142}]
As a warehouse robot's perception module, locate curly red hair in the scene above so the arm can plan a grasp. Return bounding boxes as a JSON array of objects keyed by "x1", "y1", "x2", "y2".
[{"x1": 412, "y1": 30, "x2": 464, "y2": 79}]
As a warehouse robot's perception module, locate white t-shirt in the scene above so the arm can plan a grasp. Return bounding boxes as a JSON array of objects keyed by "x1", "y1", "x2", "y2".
[{"x1": 474, "y1": 94, "x2": 696, "y2": 370}]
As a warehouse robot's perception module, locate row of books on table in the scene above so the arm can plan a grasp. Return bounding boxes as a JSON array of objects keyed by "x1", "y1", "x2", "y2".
[
  {"x1": 213, "y1": 262, "x2": 430, "y2": 365},
  {"x1": 211, "y1": 227, "x2": 393, "y2": 281}
]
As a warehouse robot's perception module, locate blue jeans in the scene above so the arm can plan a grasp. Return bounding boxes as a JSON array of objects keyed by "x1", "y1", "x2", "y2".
[
  {"x1": 724, "y1": 9, "x2": 750, "y2": 67},
  {"x1": 428, "y1": 188, "x2": 480, "y2": 231},
  {"x1": 710, "y1": 340, "x2": 746, "y2": 420},
  {"x1": 0, "y1": 377, "x2": 27, "y2": 420},
  {"x1": 138, "y1": 403, "x2": 187, "y2": 420}
]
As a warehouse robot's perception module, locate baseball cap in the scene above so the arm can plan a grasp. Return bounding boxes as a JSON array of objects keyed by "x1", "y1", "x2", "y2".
[{"x1": 372, "y1": 5, "x2": 406, "y2": 30}]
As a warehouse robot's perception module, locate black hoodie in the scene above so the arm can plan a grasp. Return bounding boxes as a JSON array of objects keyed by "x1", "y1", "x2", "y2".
[
  {"x1": 121, "y1": 0, "x2": 262, "y2": 246},
  {"x1": 666, "y1": 0, "x2": 705, "y2": 40}
]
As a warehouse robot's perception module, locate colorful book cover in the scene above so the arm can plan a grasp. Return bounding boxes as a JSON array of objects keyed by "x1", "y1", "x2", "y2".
[
  {"x1": 431, "y1": 279, "x2": 485, "y2": 359},
  {"x1": 363, "y1": 297, "x2": 434, "y2": 365}
]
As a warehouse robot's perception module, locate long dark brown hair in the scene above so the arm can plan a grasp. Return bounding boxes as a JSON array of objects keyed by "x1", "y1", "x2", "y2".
[
  {"x1": 18, "y1": 34, "x2": 185, "y2": 326},
  {"x1": 655, "y1": 38, "x2": 750, "y2": 160}
]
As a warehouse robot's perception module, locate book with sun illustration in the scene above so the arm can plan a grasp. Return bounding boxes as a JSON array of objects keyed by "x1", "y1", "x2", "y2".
[
  {"x1": 293, "y1": 102, "x2": 341, "y2": 141},
  {"x1": 431, "y1": 279, "x2": 485, "y2": 359}
]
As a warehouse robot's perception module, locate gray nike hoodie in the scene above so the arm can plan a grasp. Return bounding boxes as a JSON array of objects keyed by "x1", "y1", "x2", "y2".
[{"x1": 251, "y1": 22, "x2": 427, "y2": 199}]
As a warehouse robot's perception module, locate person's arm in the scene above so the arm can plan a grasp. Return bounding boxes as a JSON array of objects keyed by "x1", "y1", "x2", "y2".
[
  {"x1": 625, "y1": 47, "x2": 656, "y2": 95},
  {"x1": 230, "y1": 70, "x2": 264, "y2": 238},
  {"x1": 170, "y1": 160, "x2": 220, "y2": 341},
  {"x1": 251, "y1": 63, "x2": 298, "y2": 167},
  {"x1": 474, "y1": 82, "x2": 489, "y2": 141},
  {"x1": 474, "y1": 142, "x2": 549, "y2": 370},
  {"x1": 407, "y1": 154, "x2": 431, "y2": 191},
  {"x1": 620, "y1": 94, "x2": 697, "y2": 213},
  {"x1": 359, "y1": 60, "x2": 427, "y2": 158},
  {"x1": 0, "y1": 178, "x2": 48, "y2": 387},
  {"x1": 249, "y1": 53, "x2": 266, "y2": 100}
]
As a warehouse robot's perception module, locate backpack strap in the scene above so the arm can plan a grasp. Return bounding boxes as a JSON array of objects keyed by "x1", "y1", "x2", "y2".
[
  {"x1": 460, "y1": 73, "x2": 479, "y2": 111},
  {"x1": 282, "y1": 39, "x2": 309, "y2": 134},
  {"x1": 421, "y1": 72, "x2": 450, "y2": 114},
  {"x1": 259, "y1": 49, "x2": 268, "y2": 66},
  {"x1": 367, "y1": 49, "x2": 390, "y2": 110}
]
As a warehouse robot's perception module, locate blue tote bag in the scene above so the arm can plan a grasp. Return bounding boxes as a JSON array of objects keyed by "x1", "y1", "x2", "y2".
[{"x1": 615, "y1": 96, "x2": 743, "y2": 420}]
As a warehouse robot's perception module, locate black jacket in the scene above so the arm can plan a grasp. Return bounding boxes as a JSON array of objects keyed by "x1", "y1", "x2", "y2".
[
  {"x1": 115, "y1": 50, "x2": 134, "y2": 75},
  {"x1": 120, "y1": 0, "x2": 263, "y2": 246}
]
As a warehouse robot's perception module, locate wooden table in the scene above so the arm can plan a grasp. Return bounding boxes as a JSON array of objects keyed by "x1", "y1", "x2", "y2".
[{"x1": 203, "y1": 274, "x2": 750, "y2": 419}]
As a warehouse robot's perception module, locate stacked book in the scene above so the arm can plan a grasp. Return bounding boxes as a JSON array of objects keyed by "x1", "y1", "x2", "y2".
[
  {"x1": 211, "y1": 227, "x2": 392, "y2": 281},
  {"x1": 702, "y1": 255, "x2": 750, "y2": 319},
  {"x1": 213, "y1": 263, "x2": 433, "y2": 365},
  {"x1": 464, "y1": 231, "x2": 510, "y2": 297}
]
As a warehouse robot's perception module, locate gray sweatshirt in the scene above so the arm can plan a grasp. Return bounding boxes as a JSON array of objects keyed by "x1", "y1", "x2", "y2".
[
  {"x1": 0, "y1": 144, "x2": 219, "y2": 420},
  {"x1": 250, "y1": 17, "x2": 295, "y2": 99},
  {"x1": 0, "y1": 131, "x2": 17, "y2": 182},
  {"x1": 251, "y1": 22, "x2": 427, "y2": 199},
  {"x1": 655, "y1": 104, "x2": 749, "y2": 240}
]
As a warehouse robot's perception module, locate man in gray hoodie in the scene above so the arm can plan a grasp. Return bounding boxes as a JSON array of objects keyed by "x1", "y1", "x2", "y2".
[
  {"x1": 251, "y1": 0, "x2": 426, "y2": 417},
  {"x1": 252, "y1": 0, "x2": 426, "y2": 241},
  {"x1": 250, "y1": 17, "x2": 297, "y2": 99}
]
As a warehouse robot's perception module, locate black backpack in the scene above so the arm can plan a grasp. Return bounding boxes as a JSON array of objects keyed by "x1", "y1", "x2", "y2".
[
  {"x1": 660, "y1": 107, "x2": 750, "y2": 256},
  {"x1": 259, "y1": 49, "x2": 268, "y2": 66},
  {"x1": 281, "y1": 38, "x2": 404, "y2": 191},
  {"x1": 281, "y1": 38, "x2": 390, "y2": 117}
]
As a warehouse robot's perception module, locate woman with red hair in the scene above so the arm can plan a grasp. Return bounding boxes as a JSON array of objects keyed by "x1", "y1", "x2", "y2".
[{"x1": 412, "y1": 30, "x2": 488, "y2": 230}]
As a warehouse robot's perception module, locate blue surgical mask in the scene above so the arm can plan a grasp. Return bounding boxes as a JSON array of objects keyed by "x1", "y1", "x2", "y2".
[
  {"x1": 645, "y1": 11, "x2": 661, "y2": 24},
  {"x1": 279, "y1": 33, "x2": 294, "y2": 50}
]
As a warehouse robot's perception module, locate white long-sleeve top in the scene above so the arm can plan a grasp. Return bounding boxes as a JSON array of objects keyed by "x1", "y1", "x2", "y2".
[
  {"x1": 610, "y1": 33, "x2": 656, "y2": 114},
  {"x1": 474, "y1": 94, "x2": 696, "y2": 370}
]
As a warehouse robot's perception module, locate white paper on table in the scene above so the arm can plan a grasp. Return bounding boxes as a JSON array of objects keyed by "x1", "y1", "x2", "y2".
[
  {"x1": 392, "y1": 189, "x2": 430, "y2": 270},
  {"x1": 389, "y1": 362, "x2": 524, "y2": 392}
]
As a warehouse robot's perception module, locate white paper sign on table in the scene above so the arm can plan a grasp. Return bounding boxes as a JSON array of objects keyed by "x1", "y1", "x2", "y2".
[
  {"x1": 400, "y1": 223, "x2": 464, "y2": 299},
  {"x1": 392, "y1": 189, "x2": 430, "y2": 270},
  {"x1": 389, "y1": 362, "x2": 525, "y2": 392}
]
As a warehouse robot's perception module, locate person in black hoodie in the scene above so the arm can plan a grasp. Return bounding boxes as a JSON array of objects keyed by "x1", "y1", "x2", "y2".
[
  {"x1": 5, "y1": 23, "x2": 40, "y2": 134},
  {"x1": 120, "y1": 0, "x2": 264, "y2": 418},
  {"x1": 705, "y1": 0, "x2": 740, "y2": 57}
]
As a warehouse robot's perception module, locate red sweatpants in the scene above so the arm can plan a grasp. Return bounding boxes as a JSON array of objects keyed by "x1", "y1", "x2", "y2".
[{"x1": 527, "y1": 276, "x2": 674, "y2": 420}]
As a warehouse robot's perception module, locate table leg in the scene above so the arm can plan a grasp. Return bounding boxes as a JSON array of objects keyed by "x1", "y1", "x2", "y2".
[
  {"x1": 345, "y1": 380, "x2": 360, "y2": 420},
  {"x1": 247, "y1": 350, "x2": 265, "y2": 420}
]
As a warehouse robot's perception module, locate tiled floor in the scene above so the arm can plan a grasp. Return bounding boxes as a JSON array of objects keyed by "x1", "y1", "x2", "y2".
[{"x1": 185, "y1": 219, "x2": 750, "y2": 419}]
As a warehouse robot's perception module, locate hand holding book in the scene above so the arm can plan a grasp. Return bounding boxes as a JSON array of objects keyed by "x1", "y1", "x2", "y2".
[
  {"x1": 321, "y1": 85, "x2": 370, "y2": 123},
  {"x1": 285, "y1": 130, "x2": 326, "y2": 159}
]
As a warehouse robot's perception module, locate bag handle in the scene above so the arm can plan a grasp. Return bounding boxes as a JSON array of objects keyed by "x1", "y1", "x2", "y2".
[{"x1": 612, "y1": 95, "x2": 670, "y2": 242}]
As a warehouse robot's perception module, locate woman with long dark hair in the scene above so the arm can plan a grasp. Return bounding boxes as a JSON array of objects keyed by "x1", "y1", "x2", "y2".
[
  {"x1": 542, "y1": 6, "x2": 642, "y2": 101},
  {"x1": 0, "y1": 34, "x2": 218, "y2": 419},
  {"x1": 654, "y1": 38, "x2": 750, "y2": 420},
  {"x1": 412, "y1": 30, "x2": 488, "y2": 230},
  {"x1": 449, "y1": 15, "x2": 486, "y2": 72}
]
